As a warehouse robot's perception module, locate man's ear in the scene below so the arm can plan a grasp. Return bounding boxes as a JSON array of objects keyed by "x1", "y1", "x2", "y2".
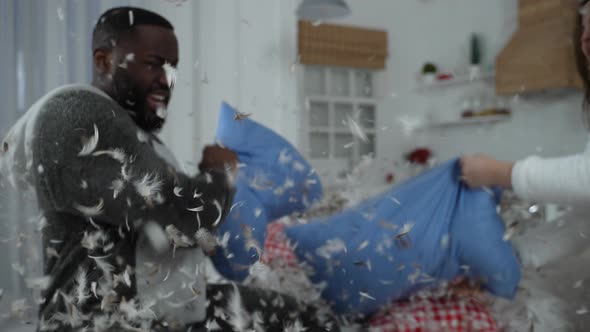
[{"x1": 93, "y1": 48, "x2": 113, "y2": 74}]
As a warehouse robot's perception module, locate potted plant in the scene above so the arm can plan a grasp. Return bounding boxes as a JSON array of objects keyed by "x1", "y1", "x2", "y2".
[{"x1": 421, "y1": 62, "x2": 438, "y2": 84}]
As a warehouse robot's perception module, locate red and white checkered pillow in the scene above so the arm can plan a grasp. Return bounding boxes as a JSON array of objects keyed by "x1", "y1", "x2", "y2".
[
  {"x1": 261, "y1": 221, "x2": 300, "y2": 268},
  {"x1": 263, "y1": 221, "x2": 498, "y2": 332}
]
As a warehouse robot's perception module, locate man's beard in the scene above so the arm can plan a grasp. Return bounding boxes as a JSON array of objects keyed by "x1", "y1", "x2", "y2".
[{"x1": 111, "y1": 69, "x2": 166, "y2": 132}]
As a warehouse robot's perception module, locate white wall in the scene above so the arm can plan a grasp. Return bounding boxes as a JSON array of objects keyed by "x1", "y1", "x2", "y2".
[
  {"x1": 152, "y1": 0, "x2": 588, "y2": 184},
  {"x1": 191, "y1": 0, "x2": 300, "y2": 151}
]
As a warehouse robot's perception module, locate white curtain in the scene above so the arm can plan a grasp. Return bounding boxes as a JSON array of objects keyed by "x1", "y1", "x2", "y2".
[{"x1": 0, "y1": 0, "x2": 126, "y2": 325}]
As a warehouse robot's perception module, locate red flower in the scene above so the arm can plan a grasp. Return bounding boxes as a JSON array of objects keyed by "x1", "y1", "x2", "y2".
[{"x1": 405, "y1": 148, "x2": 431, "y2": 165}]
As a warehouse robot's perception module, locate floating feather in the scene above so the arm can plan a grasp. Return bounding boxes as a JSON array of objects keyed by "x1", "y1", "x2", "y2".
[
  {"x1": 74, "y1": 199, "x2": 104, "y2": 217},
  {"x1": 12, "y1": 263, "x2": 25, "y2": 276},
  {"x1": 284, "y1": 319, "x2": 307, "y2": 332},
  {"x1": 137, "y1": 130, "x2": 149, "y2": 143},
  {"x1": 187, "y1": 205, "x2": 204, "y2": 212},
  {"x1": 165, "y1": 224, "x2": 194, "y2": 253},
  {"x1": 25, "y1": 276, "x2": 52, "y2": 291},
  {"x1": 233, "y1": 111, "x2": 252, "y2": 121},
  {"x1": 359, "y1": 292, "x2": 376, "y2": 301},
  {"x1": 156, "y1": 107, "x2": 167, "y2": 120},
  {"x1": 227, "y1": 283, "x2": 251, "y2": 330},
  {"x1": 173, "y1": 186, "x2": 183, "y2": 197},
  {"x1": 78, "y1": 124, "x2": 99, "y2": 156},
  {"x1": 347, "y1": 116, "x2": 368, "y2": 142},
  {"x1": 162, "y1": 62, "x2": 177, "y2": 89},
  {"x1": 91, "y1": 282, "x2": 98, "y2": 298},
  {"x1": 315, "y1": 238, "x2": 347, "y2": 260},
  {"x1": 195, "y1": 228, "x2": 217, "y2": 253},
  {"x1": 74, "y1": 268, "x2": 90, "y2": 305},
  {"x1": 93, "y1": 149, "x2": 127, "y2": 163},
  {"x1": 143, "y1": 221, "x2": 168, "y2": 254},
  {"x1": 134, "y1": 173, "x2": 163, "y2": 201},
  {"x1": 212, "y1": 200, "x2": 223, "y2": 227},
  {"x1": 110, "y1": 179, "x2": 125, "y2": 199}
]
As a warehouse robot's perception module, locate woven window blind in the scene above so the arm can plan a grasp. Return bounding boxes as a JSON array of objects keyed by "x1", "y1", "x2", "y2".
[{"x1": 298, "y1": 20, "x2": 388, "y2": 69}]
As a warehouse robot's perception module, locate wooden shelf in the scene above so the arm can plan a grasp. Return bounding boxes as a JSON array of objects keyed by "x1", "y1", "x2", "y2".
[
  {"x1": 421, "y1": 114, "x2": 511, "y2": 129},
  {"x1": 416, "y1": 70, "x2": 495, "y2": 91}
]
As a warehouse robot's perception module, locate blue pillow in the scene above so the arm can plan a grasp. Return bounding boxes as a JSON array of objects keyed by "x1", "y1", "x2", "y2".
[
  {"x1": 284, "y1": 159, "x2": 520, "y2": 315},
  {"x1": 215, "y1": 102, "x2": 322, "y2": 219},
  {"x1": 211, "y1": 178, "x2": 269, "y2": 280},
  {"x1": 211, "y1": 102, "x2": 323, "y2": 280}
]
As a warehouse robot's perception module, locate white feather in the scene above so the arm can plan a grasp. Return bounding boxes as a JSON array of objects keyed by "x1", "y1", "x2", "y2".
[
  {"x1": 56, "y1": 7, "x2": 64, "y2": 21},
  {"x1": 11, "y1": 263, "x2": 25, "y2": 276},
  {"x1": 157, "y1": 290, "x2": 175, "y2": 300},
  {"x1": 52, "y1": 292, "x2": 90, "y2": 328},
  {"x1": 359, "y1": 291, "x2": 376, "y2": 301},
  {"x1": 315, "y1": 238, "x2": 347, "y2": 260},
  {"x1": 173, "y1": 186, "x2": 183, "y2": 197},
  {"x1": 347, "y1": 116, "x2": 368, "y2": 142},
  {"x1": 397, "y1": 223, "x2": 414, "y2": 238},
  {"x1": 91, "y1": 282, "x2": 98, "y2": 298},
  {"x1": 156, "y1": 107, "x2": 167, "y2": 120},
  {"x1": 293, "y1": 161, "x2": 306, "y2": 172},
  {"x1": 93, "y1": 149, "x2": 127, "y2": 163},
  {"x1": 74, "y1": 268, "x2": 90, "y2": 305},
  {"x1": 227, "y1": 283, "x2": 251, "y2": 331},
  {"x1": 133, "y1": 173, "x2": 163, "y2": 201},
  {"x1": 163, "y1": 62, "x2": 177, "y2": 88},
  {"x1": 212, "y1": 199, "x2": 223, "y2": 227},
  {"x1": 284, "y1": 319, "x2": 307, "y2": 332},
  {"x1": 195, "y1": 228, "x2": 217, "y2": 253},
  {"x1": 81, "y1": 230, "x2": 108, "y2": 251},
  {"x1": 25, "y1": 276, "x2": 52, "y2": 291},
  {"x1": 165, "y1": 224, "x2": 194, "y2": 250},
  {"x1": 137, "y1": 130, "x2": 149, "y2": 143},
  {"x1": 37, "y1": 216, "x2": 48, "y2": 231},
  {"x1": 73, "y1": 199, "x2": 104, "y2": 217},
  {"x1": 356, "y1": 240, "x2": 369, "y2": 251},
  {"x1": 38, "y1": 314, "x2": 59, "y2": 331},
  {"x1": 91, "y1": 256, "x2": 115, "y2": 284},
  {"x1": 110, "y1": 179, "x2": 125, "y2": 199},
  {"x1": 120, "y1": 163, "x2": 133, "y2": 182},
  {"x1": 188, "y1": 205, "x2": 204, "y2": 212},
  {"x1": 78, "y1": 124, "x2": 99, "y2": 156},
  {"x1": 278, "y1": 149, "x2": 292, "y2": 164}
]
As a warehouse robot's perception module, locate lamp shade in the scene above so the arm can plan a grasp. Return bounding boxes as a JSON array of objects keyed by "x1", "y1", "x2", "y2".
[{"x1": 296, "y1": 0, "x2": 351, "y2": 20}]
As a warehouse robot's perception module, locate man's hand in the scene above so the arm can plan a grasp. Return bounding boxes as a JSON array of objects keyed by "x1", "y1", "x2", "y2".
[
  {"x1": 459, "y1": 154, "x2": 513, "y2": 189},
  {"x1": 199, "y1": 145, "x2": 238, "y2": 173}
]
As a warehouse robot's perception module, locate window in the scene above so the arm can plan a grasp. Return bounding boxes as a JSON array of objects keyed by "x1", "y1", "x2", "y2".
[{"x1": 302, "y1": 66, "x2": 378, "y2": 166}]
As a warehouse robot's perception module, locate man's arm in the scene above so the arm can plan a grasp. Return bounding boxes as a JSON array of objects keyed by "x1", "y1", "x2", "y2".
[{"x1": 33, "y1": 90, "x2": 234, "y2": 236}]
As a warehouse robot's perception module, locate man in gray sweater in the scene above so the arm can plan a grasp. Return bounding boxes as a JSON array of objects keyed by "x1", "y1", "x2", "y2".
[{"x1": 0, "y1": 6, "x2": 338, "y2": 332}]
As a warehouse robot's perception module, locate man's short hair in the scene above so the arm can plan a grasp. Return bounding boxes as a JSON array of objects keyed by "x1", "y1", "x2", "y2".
[{"x1": 92, "y1": 7, "x2": 174, "y2": 51}]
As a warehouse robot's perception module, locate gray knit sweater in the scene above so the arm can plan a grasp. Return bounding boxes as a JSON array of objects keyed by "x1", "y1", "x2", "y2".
[{"x1": 26, "y1": 87, "x2": 233, "y2": 330}]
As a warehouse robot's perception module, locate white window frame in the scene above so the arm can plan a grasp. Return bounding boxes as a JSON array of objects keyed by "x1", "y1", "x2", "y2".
[{"x1": 298, "y1": 65, "x2": 380, "y2": 182}]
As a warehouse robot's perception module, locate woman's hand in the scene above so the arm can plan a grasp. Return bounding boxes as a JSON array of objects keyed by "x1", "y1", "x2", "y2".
[{"x1": 459, "y1": 154, "x2": 514, "y2": 189}]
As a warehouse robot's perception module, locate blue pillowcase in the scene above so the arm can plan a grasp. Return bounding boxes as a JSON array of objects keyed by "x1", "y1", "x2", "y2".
[
  {"x1": 284, "y1": 159, "x2": 521, "y2": 315},
  {"x1": 211, "y1": 102, "x2": 323, "y2": 280}
]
